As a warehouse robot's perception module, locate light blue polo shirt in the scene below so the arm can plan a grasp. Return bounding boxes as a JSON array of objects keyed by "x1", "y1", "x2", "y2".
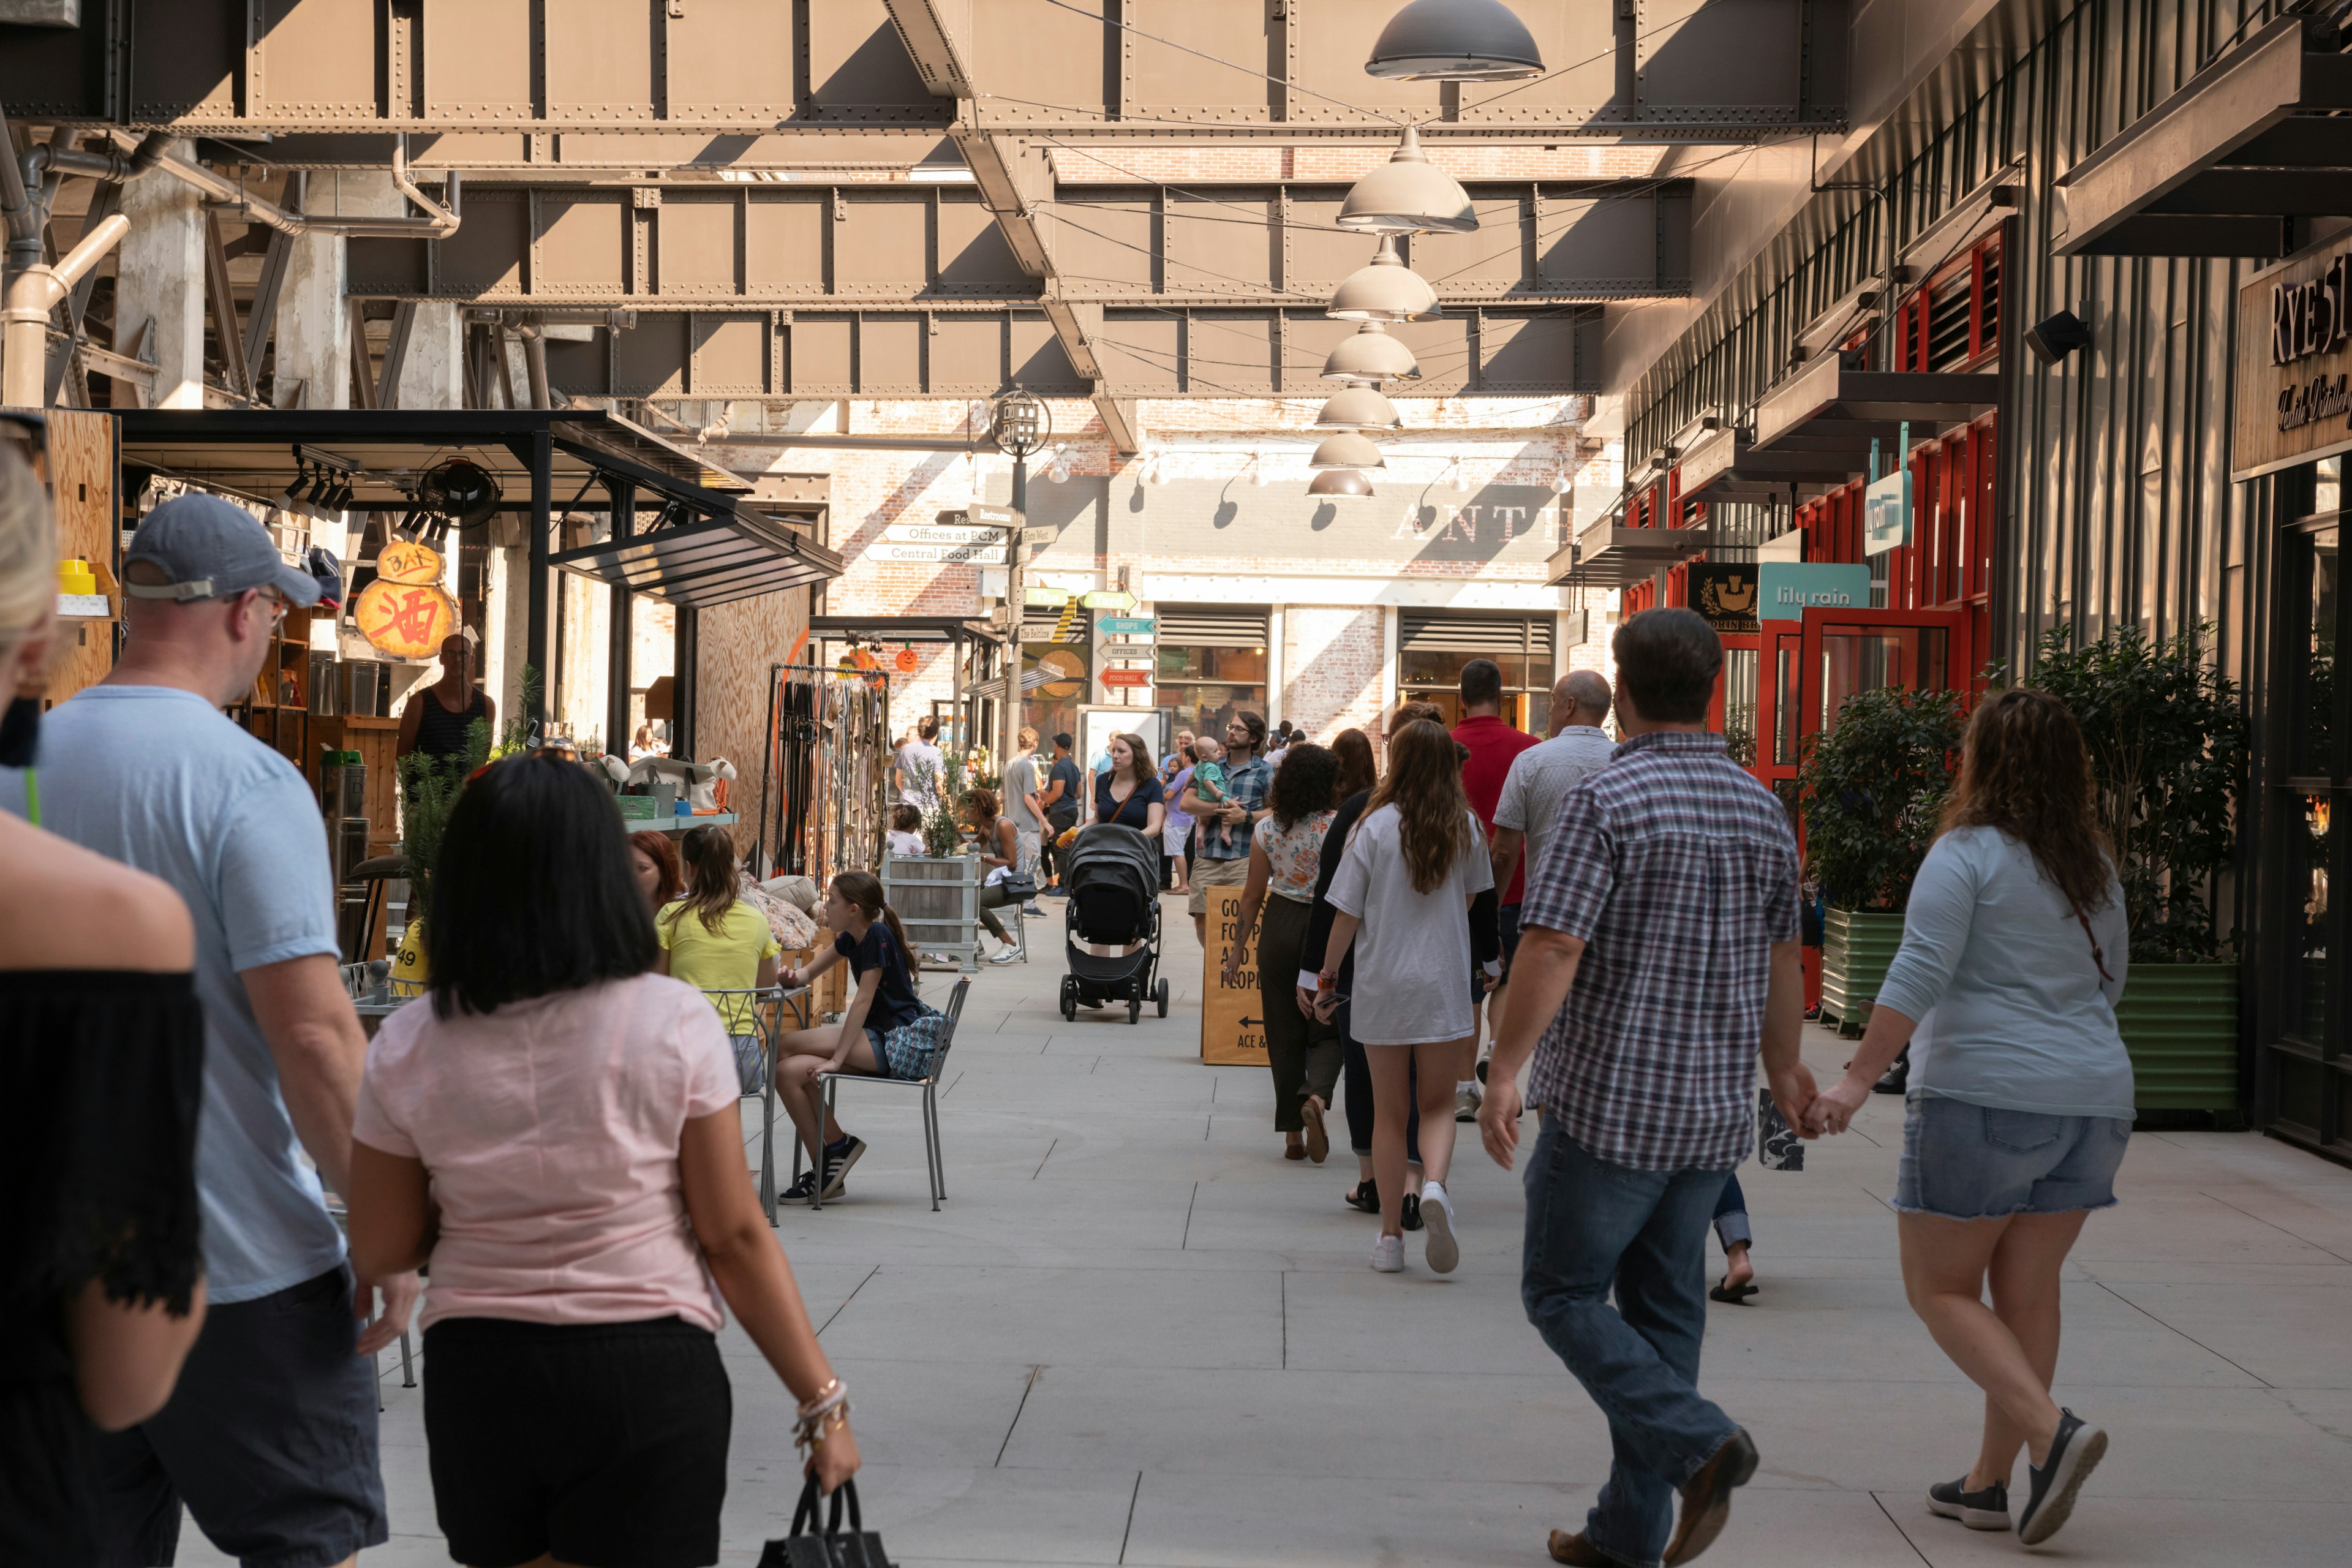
[{"x1": 2, "y1": 685, "x2": 347, "y2": 1302}]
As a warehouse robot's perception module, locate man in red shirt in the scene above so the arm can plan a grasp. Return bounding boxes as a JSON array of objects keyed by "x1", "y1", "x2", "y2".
[{"x1": 1452, "y1": 657, "x2": 1540, "y2": 1120}]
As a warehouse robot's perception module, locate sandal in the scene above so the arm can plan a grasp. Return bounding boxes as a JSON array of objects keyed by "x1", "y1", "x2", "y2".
[
  {"x1": 1344, "y1": 1180, "x2": 1379, "y2": 1213},
  {"x1": 1709, "y1": 1276, "x2": 1760, "y2": 1304}
]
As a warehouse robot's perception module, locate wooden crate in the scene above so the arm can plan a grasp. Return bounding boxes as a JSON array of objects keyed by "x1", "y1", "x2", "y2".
[
  {"x1": 306, "y1": 715, "x2": 402, "y2": 845},
  {"x1": 882, "y1": 850, "x2": 982, "y2": 973}
]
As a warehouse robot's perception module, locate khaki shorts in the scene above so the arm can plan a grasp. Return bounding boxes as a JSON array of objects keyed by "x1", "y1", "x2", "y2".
[{"x1": 1188, "y1": 853, "x2": 1250, "y2": 916}]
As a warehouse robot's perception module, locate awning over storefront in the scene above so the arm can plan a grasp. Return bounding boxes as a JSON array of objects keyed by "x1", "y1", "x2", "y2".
[
  {"x1": 2056, "y1": 17, "x2": 2352, "y2": 260},
  {"x1": 810, "y1": 615, "x2": 1004, "y2": 648},
  {"x1": 1749, "y1": 360, "x2": 2000, "y2": 478},
  {"x1": 551, "y1": 507, "x2": 840, "y2": 609},
  {"x1": 1675, "y1": 423, "x2": 1870, "y2": 504},
  {"x1": 1547, "y1": 521, "x2": 1712, "y2": 589}
]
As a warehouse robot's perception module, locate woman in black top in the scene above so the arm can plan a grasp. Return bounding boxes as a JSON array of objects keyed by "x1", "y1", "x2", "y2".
[
  {"x1": 396, "y1": 632, "x2": 497, "y2": 774},
  {"x1": 1, "y1": 448, "x2": 209, "y2": 1564},
  {"x1": 1091, "y1": 733, "x2": 1166, "y2": 836}
]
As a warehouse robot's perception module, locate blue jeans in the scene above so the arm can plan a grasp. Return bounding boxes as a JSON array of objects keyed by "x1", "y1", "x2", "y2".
[{"x1": 1521, "y1": 1121, "x2": 1742, "y2": 1568}]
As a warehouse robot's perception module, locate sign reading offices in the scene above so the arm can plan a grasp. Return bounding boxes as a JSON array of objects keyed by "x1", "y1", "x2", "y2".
[{"x1": 2235, "y1": 235, "x2": 2352, "y2": 480}]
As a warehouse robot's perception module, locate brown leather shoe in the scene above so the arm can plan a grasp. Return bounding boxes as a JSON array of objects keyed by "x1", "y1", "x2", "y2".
[
  {"x1": 1284, "y1": 1143, "x2": 1307, "y2": 1160},
  {"x1": 1663, "y1": 1428, "x2": 1758, "y2": 1566},
  {"x1": 1547, "y1": 1529, "x2": 1611, "y2": 1566},
  {"x1": 1302, "y1": 1098, "x2": 1330, "y2": 1163}
]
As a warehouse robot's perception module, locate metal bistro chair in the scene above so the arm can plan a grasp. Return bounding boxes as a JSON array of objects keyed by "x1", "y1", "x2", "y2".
[
  {"x1": 698, "y1": 983, "x2": 812, "y2": 1226},
  {"x1": 792, "y1": 978, "x2": 969, "y2": 1213}
]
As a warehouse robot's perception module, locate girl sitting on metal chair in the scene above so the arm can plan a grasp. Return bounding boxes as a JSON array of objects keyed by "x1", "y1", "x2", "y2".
[
  {"x1": 657, "y1": 824, "x2": 782, "y2": 1094},
  {"x1": 775, "y1": 872, "x2": 948, "y2": 1204}
]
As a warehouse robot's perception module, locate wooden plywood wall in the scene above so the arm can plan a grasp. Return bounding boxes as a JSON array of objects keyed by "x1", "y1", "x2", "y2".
[
  {"x1": 42, "y1": 409, "x2": 116, "y2": 704},
  {"x1": 695, "y1": 584, "x2": 810, "y2": 864}
]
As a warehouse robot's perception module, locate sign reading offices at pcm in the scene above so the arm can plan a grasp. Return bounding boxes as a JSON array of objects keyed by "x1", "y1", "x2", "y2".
[{"x1": 2234, "y1": 235, "x2": 2352, "y2": 480}]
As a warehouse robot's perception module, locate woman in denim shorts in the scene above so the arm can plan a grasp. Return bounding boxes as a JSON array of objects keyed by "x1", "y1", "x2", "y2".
[{"x1": 1806, "y1": 690, "x2": 2132, "y2": 1550}]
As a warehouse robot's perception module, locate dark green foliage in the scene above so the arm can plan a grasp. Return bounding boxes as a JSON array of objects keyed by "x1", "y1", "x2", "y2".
[
  {"x1": 1797, "y1": 685, "x2": 1968, "y2": 911},
  {"x1": 2026, "y1": 626, "x2": 2246, "y2": 962},
  {"x1": 393, "y1": 667, "x2": 539, "y2": 922}
]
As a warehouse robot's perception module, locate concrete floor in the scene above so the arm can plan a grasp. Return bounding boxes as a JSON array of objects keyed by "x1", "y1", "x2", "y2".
[{"x1": 187, "y1": 896, "x2": 2352, "y2": 1566}]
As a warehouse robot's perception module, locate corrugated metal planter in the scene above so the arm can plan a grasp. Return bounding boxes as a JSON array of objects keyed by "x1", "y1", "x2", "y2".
[
  {"x1": 2113, "y1": 964, "x2": 2239, "y2": 1113},
  {"x1": 1820, "y1": 908, "x2": 1905, "y2": 1038},
  {"x1": 883, "y1": 850, "x2": 982, "y2": 973}
]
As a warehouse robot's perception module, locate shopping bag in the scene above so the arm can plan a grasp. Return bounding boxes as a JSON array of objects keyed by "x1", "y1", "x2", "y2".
[
  {"x1": 756, "y1": 1476, "x2": 891, "y2": 1568},
  {"x1": 1757, "y1": 1086, "x2": 1805, "y2": 1171}
]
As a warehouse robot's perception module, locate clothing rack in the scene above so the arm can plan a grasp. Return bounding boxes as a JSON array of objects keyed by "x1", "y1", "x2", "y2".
[{"x1": 756, "y1": 662, "x2": 891, "y2": 885}]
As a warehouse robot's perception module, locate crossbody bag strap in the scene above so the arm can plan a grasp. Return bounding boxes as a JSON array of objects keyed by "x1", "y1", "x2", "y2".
[{"x1": 2074, "y1": 908, "x2": 2116, "y2": 985}]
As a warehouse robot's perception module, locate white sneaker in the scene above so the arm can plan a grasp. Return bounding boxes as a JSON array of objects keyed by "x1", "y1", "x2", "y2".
[
  {"x1": 1454, "y1": 1080, "x2": 1482, "y2": 1121},
  {"x1": 1420, "y1": 1181, "x2": 1460, "y2": 1274},
  {"x1": 1370, "y1": 1233, "x2": 1406, "y2": 1273},
  {"x1": 989, "y1": 948, "x2": 1020, "y2": 965}
]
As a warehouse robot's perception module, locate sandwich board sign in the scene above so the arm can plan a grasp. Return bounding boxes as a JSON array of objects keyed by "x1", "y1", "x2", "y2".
[{"x1": 1202, "y1": 886, "x2": 1268, "y2": 1066}]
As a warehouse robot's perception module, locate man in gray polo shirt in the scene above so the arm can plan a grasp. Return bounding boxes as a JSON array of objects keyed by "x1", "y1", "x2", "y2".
[
  {"x1": 1001, "y1": 725, "x2": 1046, "y2": 917},
  {"x1": 1487, "y1": 670, "x2": 1618, "y2": 1033},
  {"x1": 1, "y1": 492, "x2": 416, "y2": 1568}
]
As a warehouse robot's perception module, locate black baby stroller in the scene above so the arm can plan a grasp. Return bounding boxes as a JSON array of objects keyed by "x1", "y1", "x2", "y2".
[{"x1": 1057, "y1": 824, "x2": 1169, "y2": 1023}]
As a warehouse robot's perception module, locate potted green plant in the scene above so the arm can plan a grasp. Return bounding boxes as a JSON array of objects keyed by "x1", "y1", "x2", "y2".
[
  {"x1": 1796, "y1": 685, "x2": 1967, "y2": 1036},
  {"x1": 2027, "y1": 626, "x2": 2247, "y2": 1115}
]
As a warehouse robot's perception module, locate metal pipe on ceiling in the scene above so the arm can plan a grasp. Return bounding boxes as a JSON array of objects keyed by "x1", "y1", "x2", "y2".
[{"x1": 2, "y1": 213, "x2": 132, "y2": 407}]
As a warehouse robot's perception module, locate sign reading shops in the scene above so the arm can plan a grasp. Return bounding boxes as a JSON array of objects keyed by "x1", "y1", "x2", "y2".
[{"x1": 2234, "y1": 234, "x2": 2352, "y2": 480}]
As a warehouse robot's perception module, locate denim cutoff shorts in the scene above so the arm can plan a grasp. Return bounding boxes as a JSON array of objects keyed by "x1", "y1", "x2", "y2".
[{"x1": 1893, "y1": 1093, "x2": 2130, "y2": 1220}]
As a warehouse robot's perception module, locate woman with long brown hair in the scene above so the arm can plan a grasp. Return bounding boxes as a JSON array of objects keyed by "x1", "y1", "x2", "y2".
[
  {"x1": 771, "y1": 871, "x2": 937, "y2": 1203},
  {"x1": 1223, "y1": 742, "x2": 1341, "y2": 1161},
  {"x1": 628, "y1": 829, "x2": 683, "y2": 914},
  {"x1": 656, "y1": 825, "x2": 781, "y2": 1096},
  {"x1": 960, "y1": 786, "x2": 1027, "y2": 965},
  {"x1": 1806, "y1": 688, "x2": 2130, "y2": 1548},
  {"x1": 1316, "y1": 717, "x2": 1494, "y2": 1275}
]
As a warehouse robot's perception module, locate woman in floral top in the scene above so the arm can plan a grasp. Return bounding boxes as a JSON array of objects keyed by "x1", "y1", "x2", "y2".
[{"x1": 1223, "y1": 742, "x2": 1343, "y2": 1161}]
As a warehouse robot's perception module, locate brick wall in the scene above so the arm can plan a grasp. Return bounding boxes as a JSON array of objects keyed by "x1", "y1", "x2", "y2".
[{"x1": 1281, "y1": 606, "x2": 1386, "y2": 743}]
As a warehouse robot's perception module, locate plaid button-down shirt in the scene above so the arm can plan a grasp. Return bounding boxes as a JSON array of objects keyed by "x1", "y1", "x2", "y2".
[
  {"x1": 1197, "y1": 754, "x2": 1272, "y2": 859},
  {"x1": 1520, "y1": 731, "x2": 1800, "y2": 1172}
]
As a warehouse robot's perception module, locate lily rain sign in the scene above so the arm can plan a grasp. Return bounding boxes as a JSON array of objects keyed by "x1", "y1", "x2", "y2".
[{"x1": 2234, "y1": 235, "x2": 2352, "y2": 480}]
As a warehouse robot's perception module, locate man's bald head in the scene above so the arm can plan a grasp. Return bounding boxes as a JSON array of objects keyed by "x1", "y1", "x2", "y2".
[{"x1": 1550, "y1": 670, "x2": 1613, "y2": 734}]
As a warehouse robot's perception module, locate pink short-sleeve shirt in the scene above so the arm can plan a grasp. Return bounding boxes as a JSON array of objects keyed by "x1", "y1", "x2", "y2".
[{"x1": 354, "y1": 972, "x2": 740, "y2": 1331}]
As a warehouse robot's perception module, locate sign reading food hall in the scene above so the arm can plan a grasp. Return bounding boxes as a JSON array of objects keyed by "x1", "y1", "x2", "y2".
[{"x1": 2234, "y1": 234, "x2": 2352, "y2": 480}]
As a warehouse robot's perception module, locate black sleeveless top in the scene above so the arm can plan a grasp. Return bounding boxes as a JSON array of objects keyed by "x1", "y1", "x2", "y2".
[
  {"x1": 1, "y1": 970, "x2": 203, "y2": 1565},
  {"x1": 413, "y1": 687, "x2": 487, "y2": 766}
]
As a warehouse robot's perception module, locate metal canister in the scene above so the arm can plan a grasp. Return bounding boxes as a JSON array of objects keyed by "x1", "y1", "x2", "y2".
[
  {"x1": 320, "y1": 748, "x2": 368, "y2": 823},
  {"x1": 307, "y1": 652, "x2": 340, "y2": 715}
]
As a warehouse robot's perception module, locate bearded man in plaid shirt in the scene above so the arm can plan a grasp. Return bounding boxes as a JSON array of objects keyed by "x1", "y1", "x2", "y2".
[{"x1": 1479, "y1": 608, "x2": 1815, "y2": 1568}]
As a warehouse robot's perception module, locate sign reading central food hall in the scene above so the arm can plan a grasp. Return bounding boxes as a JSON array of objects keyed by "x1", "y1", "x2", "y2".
[{"x1": 2234, "y1": 234, "x2": 2352, "y2": 480}]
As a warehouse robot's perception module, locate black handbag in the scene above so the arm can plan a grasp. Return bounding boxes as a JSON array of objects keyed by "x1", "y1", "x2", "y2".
[
  {"x1": 756, "y1": 1476, "x2": 891, "y2": 1568},
  {"x1": 993, "y1": 871, "x2": 1039, "y2": 902}
]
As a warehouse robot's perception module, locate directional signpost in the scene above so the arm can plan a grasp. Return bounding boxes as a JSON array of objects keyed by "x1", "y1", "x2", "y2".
[
  {"x1": 1082, "y1": 590, "x2": 1137, "y2": 611},
  {"x1": 866, "y1": 541, "x2": 1009, "y2": 565},
  {"x1": 1097, "y1": 616, "x2": 1155, "y2": 636}
]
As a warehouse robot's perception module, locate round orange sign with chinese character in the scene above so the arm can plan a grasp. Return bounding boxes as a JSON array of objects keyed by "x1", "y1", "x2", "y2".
[{"x1": 353, "y1": 577, "x2": 459, "y2": 660}]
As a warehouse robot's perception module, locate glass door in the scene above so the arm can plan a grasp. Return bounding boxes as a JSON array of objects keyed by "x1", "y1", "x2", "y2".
[{"x1": 2260, "y1": 517, "x2": 2346, "y2": 1157}]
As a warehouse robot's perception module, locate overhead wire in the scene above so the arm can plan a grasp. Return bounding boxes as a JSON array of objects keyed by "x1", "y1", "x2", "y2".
[{"x1": 1028, "y1": 0, "x2": 1405, "y2": 125}]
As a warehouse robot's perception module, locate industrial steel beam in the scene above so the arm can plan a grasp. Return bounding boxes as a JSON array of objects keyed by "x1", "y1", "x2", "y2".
[{"x1": 2, "y1": 0, "x2": 1847, "y2": 143}]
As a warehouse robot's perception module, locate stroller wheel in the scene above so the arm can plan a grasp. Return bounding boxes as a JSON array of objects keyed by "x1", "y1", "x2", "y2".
[
  {"x1": 1156, "y1": 977, "x2": 1170, "y2": 1017},
  {"x1": 1128, "y1": 995, "x2": 1142, "y2": 1025}
]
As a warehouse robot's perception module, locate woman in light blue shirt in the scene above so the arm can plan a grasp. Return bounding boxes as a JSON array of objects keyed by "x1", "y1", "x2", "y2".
[{"x1": 1807, "y1": 688, "x2": 2128, "y2": 1550}]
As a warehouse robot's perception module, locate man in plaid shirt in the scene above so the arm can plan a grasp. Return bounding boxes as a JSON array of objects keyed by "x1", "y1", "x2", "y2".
[{"x1": 1479, "y1": 608, "x2": 1814, "y2": 1568}]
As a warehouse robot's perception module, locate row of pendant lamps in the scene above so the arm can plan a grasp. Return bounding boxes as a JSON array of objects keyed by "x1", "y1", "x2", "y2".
[{"x1": 1307, "y1": 2, "x2": 1552, "y2": 495}]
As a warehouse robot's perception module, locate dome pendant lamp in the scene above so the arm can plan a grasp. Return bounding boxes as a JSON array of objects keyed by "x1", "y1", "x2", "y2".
[
  {"x1": 1321, "y1": 322, "x2": 1423, "y2": 383},
  {"x1": 1315, "y1": 386, "x2": 1404, "y2": 431},
  {"x1": 1310, "y1": 431, "x2": 1387, "y2": 470},
  {"x1": 1329, "y1": 234, "x2": 1442, "y2": 322},
  {"x1": 1307, "y1": 468, "x2": 1375, "y2": 497},
  {"x1": 1338, "y1": 124, "x2": 1477, "y2": 235},
  {"x1": 1365, "y1": 0, "x2": 1545, "y2": 82}
]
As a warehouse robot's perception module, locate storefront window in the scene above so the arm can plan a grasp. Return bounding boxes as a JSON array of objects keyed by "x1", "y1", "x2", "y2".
[
  {"x1": 1722, "y1": 646, "x2": 1757, "y2": 766},
  {"x1": 1156, "y1": 643, "x2": 1267, "y2": 739},
  {"x1": 1021, "y1": 643, "x2": 1091, "y2": 750},
  {"x1": 2292, "y1": 794, "x2": 2331, "y2": 1047},
  {"x1": 1397, "y1": 647, "x2": 1556, "y2": 730},
  {"x1": 2294, "y1": 524, "x2": 2337, "y2": 779},
  {"x1": 1817, "y1": 626, "x2": 1950, "y2": 734}
]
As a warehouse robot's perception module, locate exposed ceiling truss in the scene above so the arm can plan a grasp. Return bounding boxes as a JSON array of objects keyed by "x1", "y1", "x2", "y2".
[
  {"x1": 4, "y1": 0, "x2": 1845, "y2": 441},
  {"x1": 2, "y1": 0, "x2": 1850, "y2": 144}
]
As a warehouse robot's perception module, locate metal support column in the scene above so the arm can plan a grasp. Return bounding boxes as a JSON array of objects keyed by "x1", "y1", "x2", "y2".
[
  {"x1": 604, "y1": 478, "x2": 635, "y2": 756},
  {"x1": 525, "y1": 427, "x2": 552, "y2": 728},
  {"x1": 673, "y1": 607, "x2": 699, "y2": 761}
]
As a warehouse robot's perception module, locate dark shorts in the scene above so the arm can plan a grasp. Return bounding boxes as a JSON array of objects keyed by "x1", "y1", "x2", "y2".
[
  {"x1": 424, "y1": 1316, "x2": 731, "y2": 1568},
  {"x1": 1499, "y1": 902, "x2": 1523, "y2": 963},
  {"x1": 1894, "y1": 1093, "x2": 2130, "y2": 1219},
  {"x1": 92, "y1": 1264, "x2": 388, "y2": 1568}
]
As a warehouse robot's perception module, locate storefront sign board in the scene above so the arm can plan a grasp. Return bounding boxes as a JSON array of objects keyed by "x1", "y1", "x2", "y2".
[
  {"x1": 865, "y1": 541, "x2": 1009, "y2": 565},
  {"x1": 1202, "y1": 886, "x2": 1268, "y2": 1067},
  {"x1": 1757, "y1": 564, "x2": 1871, "y2": 620},
  {"x1": 1863, "y1": 466, "x2": 1910, "y2": 555},
  {"x1": 2234, "y1": 234, "x2": 2352, "y2": 480},
  {"x1": 1685, "y1": 563, "x2": 1760, "y2": 634}
]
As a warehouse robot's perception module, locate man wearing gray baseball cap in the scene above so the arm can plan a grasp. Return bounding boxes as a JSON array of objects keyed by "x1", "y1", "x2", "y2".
[{"x1": 1, "y1": 490, "x2": 414, "y2": 1568}]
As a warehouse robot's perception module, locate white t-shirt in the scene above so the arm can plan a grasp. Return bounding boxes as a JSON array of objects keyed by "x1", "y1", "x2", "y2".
[
  {"x1": 886, "y1": 829, "x2": 926, "y2": 857},
  {"x1": 1325, "y1": 804, "x2": 1494, "y2": 1046},
  {"x1": 896, "y1": 740, "x2": 944, "y2": 807}
]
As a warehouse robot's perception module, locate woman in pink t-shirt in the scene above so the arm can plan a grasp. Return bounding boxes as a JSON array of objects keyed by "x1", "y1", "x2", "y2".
[{"x1": 345, "y1": 755, "x2": 857, "y2": 1568}]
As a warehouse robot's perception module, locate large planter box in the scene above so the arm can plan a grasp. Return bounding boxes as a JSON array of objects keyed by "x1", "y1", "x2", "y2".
[
  {"x1": 2113, "y1": 963, "x2": 2240, "y2": 1113},
  {"x1": 1820, "y1": 908, "x2": 1905, "y2": 1038},
  {"x1": 883, "y1": 850, "x2": 982, "y2": 973}
]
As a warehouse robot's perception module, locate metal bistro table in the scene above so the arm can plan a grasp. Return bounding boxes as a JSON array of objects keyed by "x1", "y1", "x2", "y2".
[{"x1": 342, "y1": 968, "x2": 812, "y2": 1226}]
